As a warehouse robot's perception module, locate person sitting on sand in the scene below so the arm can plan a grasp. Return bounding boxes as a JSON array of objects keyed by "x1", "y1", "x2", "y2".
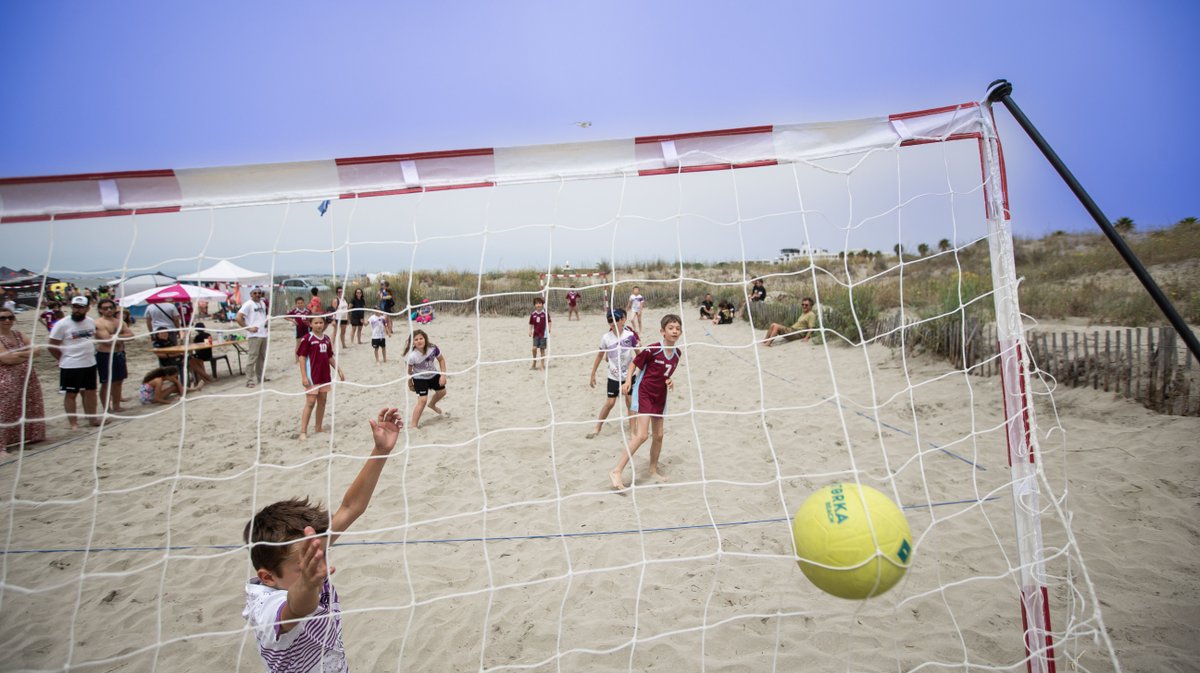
[
  {"x1": 139, "y1": 366, "x2": 182, "y2": 405},
  {"x1": 711, "y1": 301, "x2": 734, "y2": 325},
  {"x1": 762, "y1": 297, "x2": 820, "y2": 347}
]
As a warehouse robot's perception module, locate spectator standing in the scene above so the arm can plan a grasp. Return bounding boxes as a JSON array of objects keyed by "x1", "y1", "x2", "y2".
[
  {"x1": 144, "y1": 299, "x2": 181, "y2": 346},
  {"x1": 48, "y1": 296, "x2": 99, "y2": 430},
  {"x1": 237, "y1": 287, "x2": 270, "y2": 388},
  {"x1": 0, "y1": 307, "x2": 47, "y2": 456}
]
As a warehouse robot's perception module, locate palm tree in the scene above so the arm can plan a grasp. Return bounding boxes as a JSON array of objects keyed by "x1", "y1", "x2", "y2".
[
  {"x1": 917, "y1": 243, "x2": 930, "y2": 256},
  {"x1": 1178, "y1": 217, "x2": 1198, "y2": 228},
  {"x1": 892, "y1": 243, "x2": 903, "y2": 258},
  {"x1": 937, "y1": 238, "x2": 951, "y2": 252},
  {"x1": 1113, "y1": 217, "x2": 1135, "y2": 234}
]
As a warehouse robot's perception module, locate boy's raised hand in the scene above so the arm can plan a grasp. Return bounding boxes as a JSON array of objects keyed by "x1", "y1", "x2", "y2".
[
  {"x1": 369, "y1": 407, "x2": 404, "y2": 454},
  {"x1": 297, "y1": 525, "x2": 334, "y2": 585}
]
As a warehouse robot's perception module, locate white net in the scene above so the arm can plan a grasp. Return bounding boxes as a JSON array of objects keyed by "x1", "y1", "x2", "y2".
[{"x1": 0, "y1": 101, "x2": 1121, "y2": 672}]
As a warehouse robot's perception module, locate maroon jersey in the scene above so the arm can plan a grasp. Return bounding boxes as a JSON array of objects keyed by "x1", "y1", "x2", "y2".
[
  {"x1": 529, "y1": 309, "x2": 550, "y2": 338},
  {"x1": 630, "y1": 342, "x2": 681, "y2": 415},
  {"x1": 288, "y1": 307, "x2": 311, "y2": 337},
  {"x1": 566, "y1": 291, "x2": 580, "y2": 307},
  {"x1": 297, "y1": 332, "x2": 334, "y2": 386}
]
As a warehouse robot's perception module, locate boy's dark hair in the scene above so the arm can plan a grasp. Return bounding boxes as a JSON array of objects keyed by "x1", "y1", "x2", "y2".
[
  {"x1": 660, "y1": 314, "x2": 682, "y2": 328},
  {"x1": 310, "y1": 287, "x2": 319, "y2": 297},
  {"x1": 533, "y1": 297, "x2": 544, "y2": 305},
  {"x1": 243, "y1": 497, "x2": 329, "y2": 574}
]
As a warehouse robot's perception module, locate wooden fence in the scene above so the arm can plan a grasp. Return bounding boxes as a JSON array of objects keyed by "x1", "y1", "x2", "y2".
[{"x1": 876, "y1": 315, "x2": 1199, "y2": 416}]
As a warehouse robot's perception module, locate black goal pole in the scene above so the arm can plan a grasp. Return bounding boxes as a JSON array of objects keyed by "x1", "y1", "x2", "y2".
[{"x1": 986, "y1": 79, "x2": 1200, "y2": 363}]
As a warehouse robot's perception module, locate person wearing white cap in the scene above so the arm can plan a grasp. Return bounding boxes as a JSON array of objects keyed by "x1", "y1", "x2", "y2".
[
  {"x1": 236, "y1": 286, "x2": 270, "y2": 388},
  {"x1": 48, "y1": 296, "x2": 100, "y2": 429}
]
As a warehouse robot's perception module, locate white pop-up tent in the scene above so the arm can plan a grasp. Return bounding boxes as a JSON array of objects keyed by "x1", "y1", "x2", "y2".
[{"x1": 177, "y1": 260, "x2": 269, "y2": 286}]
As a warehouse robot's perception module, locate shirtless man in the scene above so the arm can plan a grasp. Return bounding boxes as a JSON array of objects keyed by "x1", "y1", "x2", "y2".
[{"x1": 94, "y1": 298, "x2": 134, "y2": 412}]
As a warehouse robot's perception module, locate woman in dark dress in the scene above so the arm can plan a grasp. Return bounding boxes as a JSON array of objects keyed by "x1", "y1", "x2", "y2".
[{"x1": 349, "y1": 287, "x2": 367, "y2": 345}]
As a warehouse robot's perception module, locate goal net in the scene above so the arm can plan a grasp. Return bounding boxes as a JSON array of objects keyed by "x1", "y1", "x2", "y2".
[{"x1": 0, "y1": 99, "x2": 1118, "y2": 672}]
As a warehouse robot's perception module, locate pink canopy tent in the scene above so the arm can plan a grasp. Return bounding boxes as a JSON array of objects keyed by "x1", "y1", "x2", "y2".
[{"x1": 118, "y1": 282, "x2": 227, "y2": 306}]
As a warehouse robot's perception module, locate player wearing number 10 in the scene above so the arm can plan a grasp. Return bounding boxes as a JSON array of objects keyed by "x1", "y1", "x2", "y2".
[{"x1": 610, "y1": 314, "x2": 682, "y2": 491}]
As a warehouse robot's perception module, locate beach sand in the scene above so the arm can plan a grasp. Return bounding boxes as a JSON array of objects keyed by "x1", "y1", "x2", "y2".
[{"x1": 2, "y1": 311, "x2": 1197, "y2": 672}]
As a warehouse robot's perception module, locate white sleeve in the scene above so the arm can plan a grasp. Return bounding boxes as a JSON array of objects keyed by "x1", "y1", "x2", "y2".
[{"x1": 245, "y1": 586, "x2": 312, "y2": 651}]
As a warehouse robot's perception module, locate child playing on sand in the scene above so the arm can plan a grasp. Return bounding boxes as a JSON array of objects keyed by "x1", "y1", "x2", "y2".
[
  {"x1": 565, "y1": 286, "x2": 581, "y2": 321},
  {"x1": 610, "y1": 314, "x2": 683, "y2": 491},
  {"x1": 626, "y1": 286, "x2": 645, "y2": 333},
  {"x1": 242, "y1": 407, "x2": 403, "y2": 673},
  {"x1": 404, "y1": 329, "x2": 447, "y2": 428},
  {"x1": 297, "y1": 315, "x2": 345, "y2": 440},
  {"x1": 287, "y1": 297, "x2": 311, "y2": 363},
  {"x1": 586, "y1": 308, "x2": 640, "y2": 439},
  {"x1": 139, "y1": 366, "x2": 182, "y2": 405},
  {"x1": 528, "y1": 297, "x2": 551, "y2": 370},
  {"x1": 367, "y1": 312, "x2": 387, "y2": 363}
]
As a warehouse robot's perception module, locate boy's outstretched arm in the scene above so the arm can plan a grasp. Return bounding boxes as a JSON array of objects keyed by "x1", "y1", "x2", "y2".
[{"x1": 330, "y1": 407, "x2": 403, "y2": 543}]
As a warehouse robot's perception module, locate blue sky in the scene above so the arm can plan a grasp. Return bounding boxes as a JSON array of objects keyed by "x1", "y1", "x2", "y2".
[{"x1": 1, "y1": 1, "x2": 1196, "y2": 274}]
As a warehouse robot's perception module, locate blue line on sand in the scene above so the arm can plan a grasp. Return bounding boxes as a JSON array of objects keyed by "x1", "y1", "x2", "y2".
[
  {"x1": 703, "y1": 327, "x2": 986, "y2": 471},
  {"x1": 2, "y1": 496, "x2": 1000, "y2": 556}
]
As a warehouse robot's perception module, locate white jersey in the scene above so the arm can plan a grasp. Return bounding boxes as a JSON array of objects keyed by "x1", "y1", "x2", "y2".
[
  {"x1": 243, "y1": 577, "x2": 346, "y2": 673},
  {"x1": 599, "y1": 326, "x2": 640, "y2": 381},
  {"x1": 628, "y1": 293, "x2": 645, "y2": 313},
  {"x1": 406, "y1": 345, "x2": 442, "y2": 379},
  {"x1": 368, "y1": 314, "x2": 387, "y2": 339}
]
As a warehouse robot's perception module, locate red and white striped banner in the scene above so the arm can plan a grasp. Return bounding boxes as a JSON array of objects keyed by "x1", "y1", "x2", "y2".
[{"x1": 1, "y1": 102, "x2": 996, "y2": 223}]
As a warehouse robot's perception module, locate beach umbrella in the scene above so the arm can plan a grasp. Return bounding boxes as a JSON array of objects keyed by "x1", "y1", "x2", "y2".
[{"x1": 118, "y1": 283, "x2": 228, "y2": 306}]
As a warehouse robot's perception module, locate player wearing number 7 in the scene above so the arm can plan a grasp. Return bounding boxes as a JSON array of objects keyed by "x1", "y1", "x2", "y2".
[{"x1": 610, "y1": 314, "x2": 682, "y2": 491}]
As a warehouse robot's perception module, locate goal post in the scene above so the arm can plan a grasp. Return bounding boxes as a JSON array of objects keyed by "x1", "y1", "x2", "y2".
[{"x1": 0, "y1": 95, "x2": 1119, "y2": 673}]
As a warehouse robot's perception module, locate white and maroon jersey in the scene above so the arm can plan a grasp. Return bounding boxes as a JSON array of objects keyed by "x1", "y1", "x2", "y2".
[
  {"x1": 529, "y1": 309, "x2": 550, "y2": 338},
  {"x1": 599, "y1": 326, "x2": 639, "y2": 381},
  {"x1": 631, "y1": 342, "x2": 681, "y2": 410},
  {"x1": 566, "y1": 291, "x2": 580, "y2": 306},
  {"x1": 287, "y1": 307, "x2": 311, "y2": 333},
  {"x1": 628, "y1": 293, "x2": 645, "y2": 312},
  {"x1": 407, "y1": 345, "x2": 442, "y2": 379},
  {"x1": 244, "y1": 577, "x2": 346, "y2": 673},
  {"x1": 297, "y1": 332, "x2": 334, "y2": 385}
]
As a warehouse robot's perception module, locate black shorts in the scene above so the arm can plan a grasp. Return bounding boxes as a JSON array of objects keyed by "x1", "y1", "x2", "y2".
[
  {"x1": 412, "y1": 375, "x2": 444, "y2": 396},
  {"x1": 606, "y1": 377, "x2": 629, "y2": 398},
  {"x1": 95, "y1": 351, "x2": 127, "y2": 383},
  {"x1": 371, "y1": 338, "x2": 386, "y2": 349},
  {"x1": 60, "y1": 365, "x2": 98, "y2": 392}
]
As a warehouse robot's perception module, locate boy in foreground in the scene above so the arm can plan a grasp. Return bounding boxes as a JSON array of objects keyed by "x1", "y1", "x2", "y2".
[
  {"x1": 610, "y1": 314, "x2": 682, "y2": 491},
  {"x1": 243, "y1": 407, "x2": 403, "y2": 672}
]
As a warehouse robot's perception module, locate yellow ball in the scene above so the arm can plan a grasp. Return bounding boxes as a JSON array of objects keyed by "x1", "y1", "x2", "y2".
[{"x1": 791, "y1": 483, "x2": 913, "y2": 599}]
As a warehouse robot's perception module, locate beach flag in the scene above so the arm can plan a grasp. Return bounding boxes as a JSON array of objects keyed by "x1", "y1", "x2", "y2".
[{"x1": 318, "y1": 199, "x2": 330, "y2": 216}]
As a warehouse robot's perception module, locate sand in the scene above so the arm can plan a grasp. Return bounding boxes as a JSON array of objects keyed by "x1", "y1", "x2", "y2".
[{"x1": 1, "y1": 310, "x2": 1197, "y2": 672}]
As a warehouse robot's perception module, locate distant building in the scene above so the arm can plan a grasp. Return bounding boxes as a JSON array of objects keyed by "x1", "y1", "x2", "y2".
[{"x1": 773, "y1": 245, "x2": 836, "y2": 264}]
